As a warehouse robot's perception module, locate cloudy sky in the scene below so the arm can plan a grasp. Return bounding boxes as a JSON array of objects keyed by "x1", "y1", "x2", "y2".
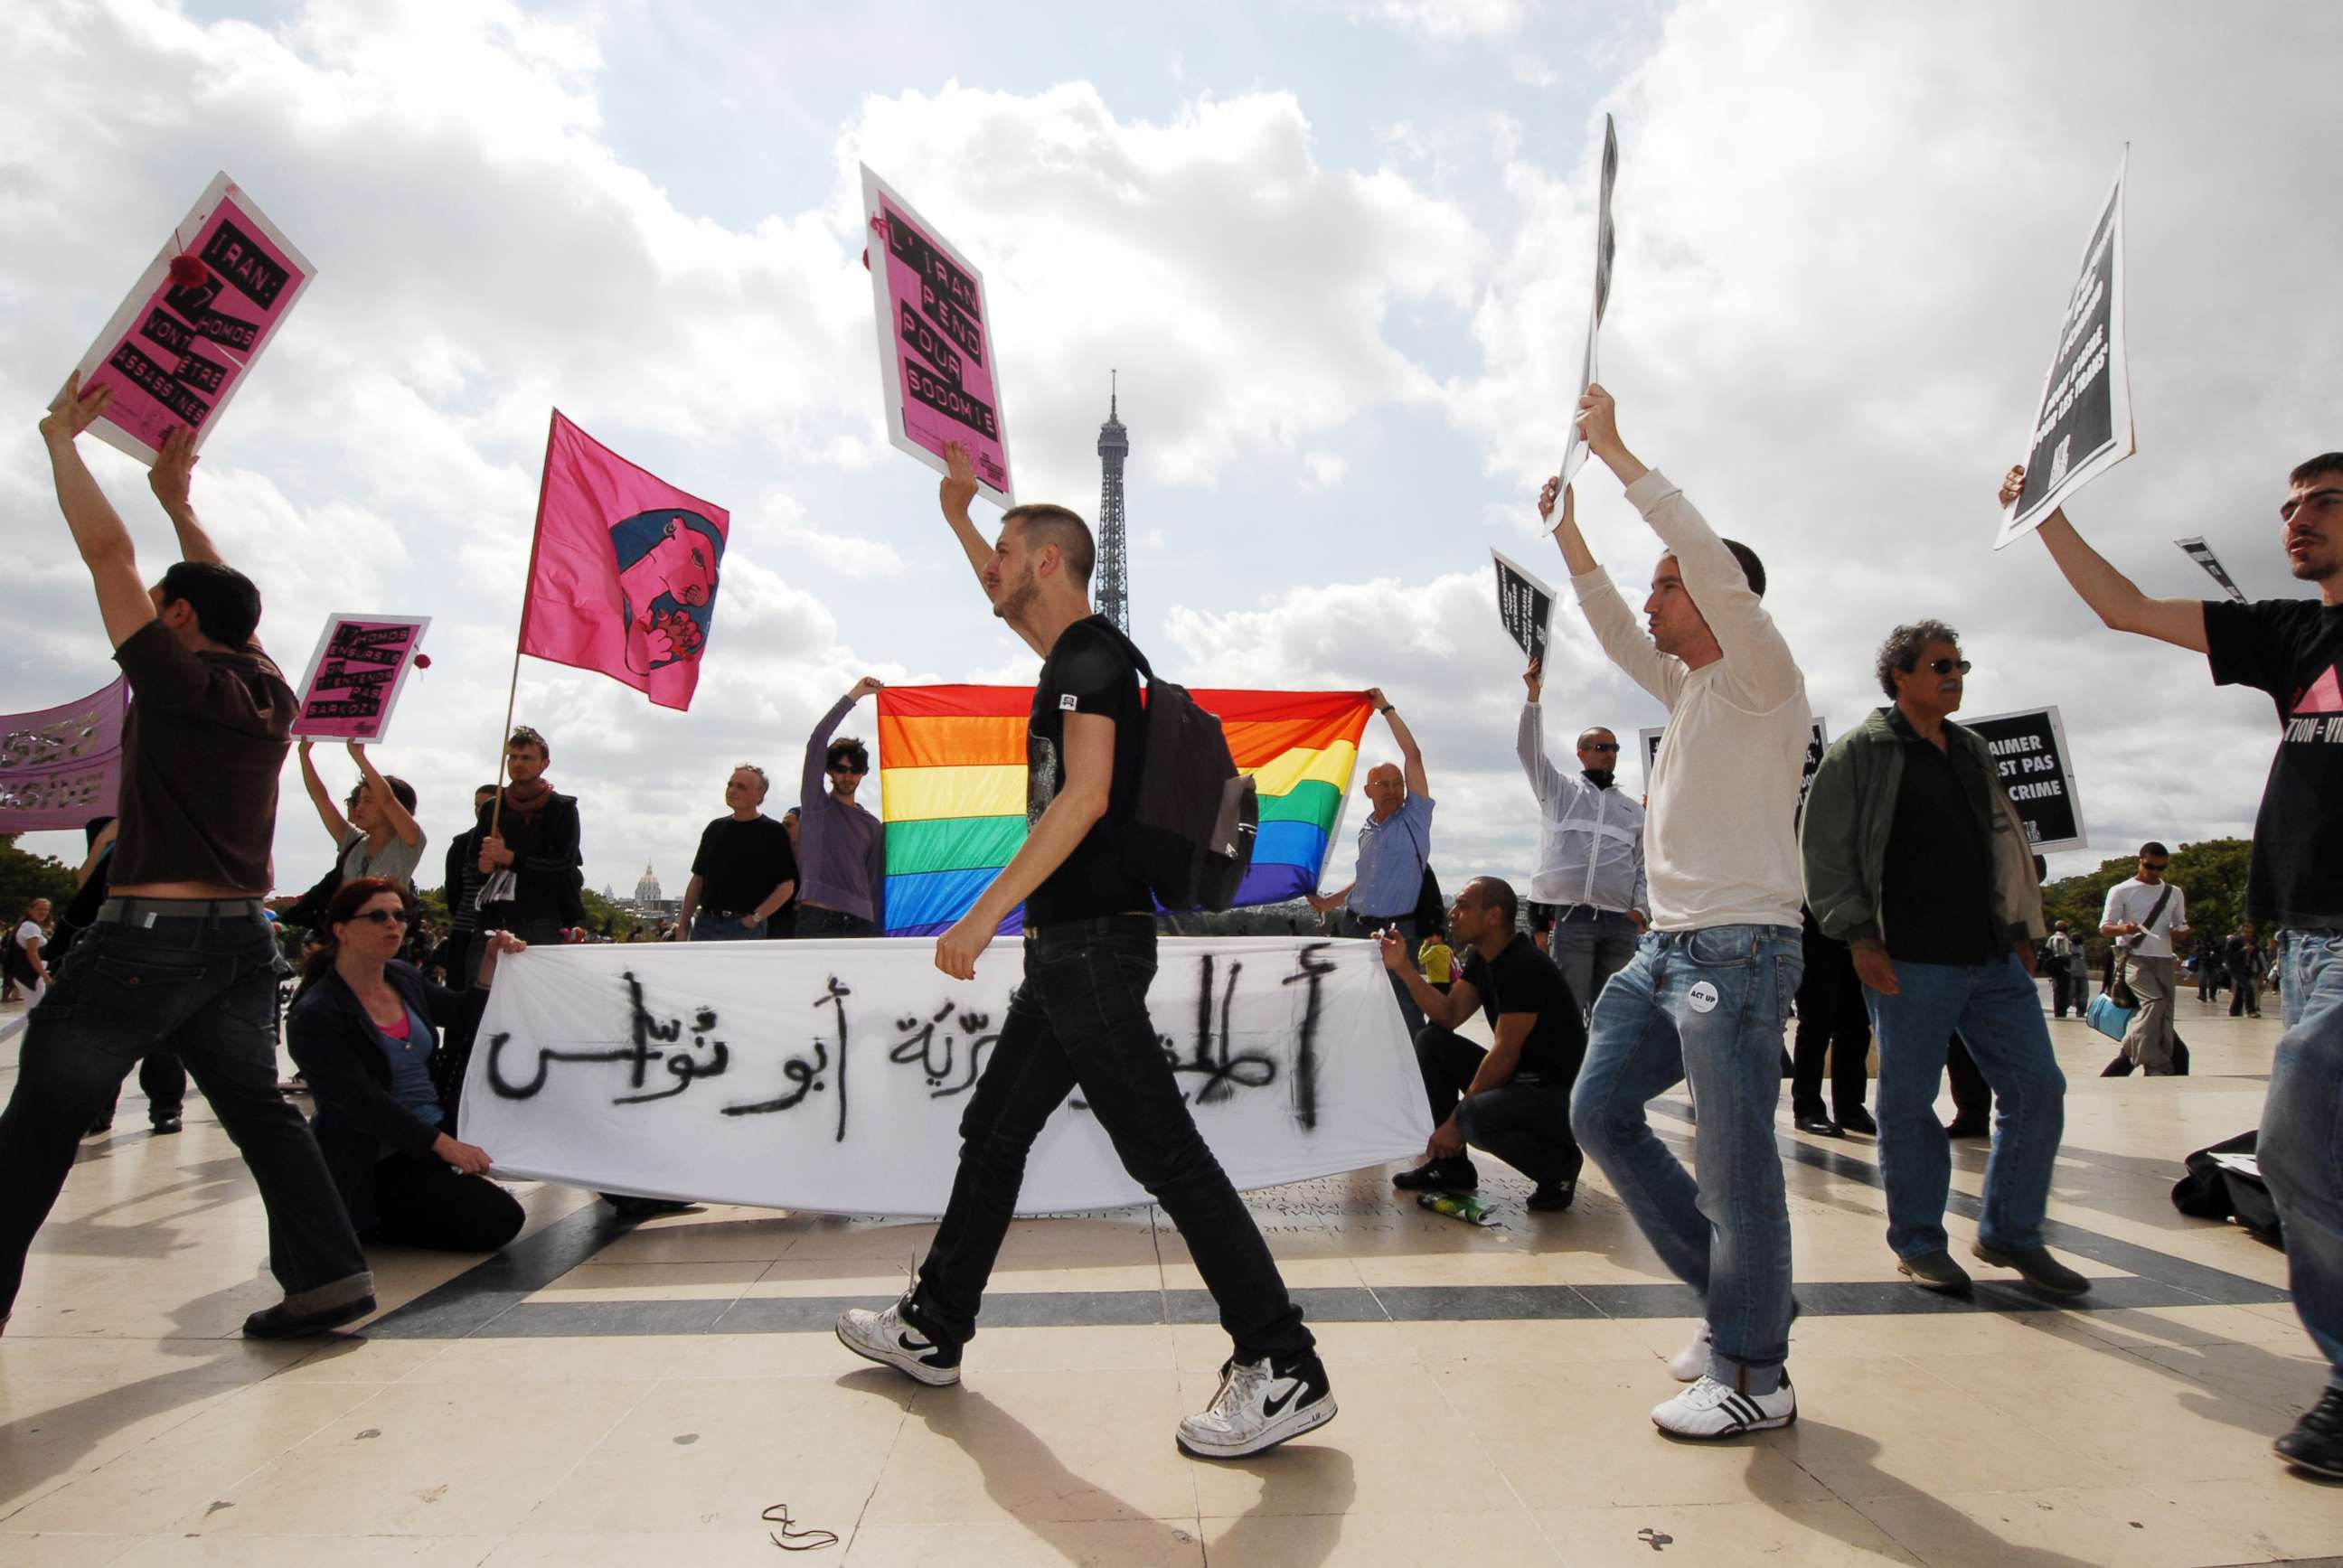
[{"x1": 4, "y1": 0, "x2": 2337, "y2": 908}]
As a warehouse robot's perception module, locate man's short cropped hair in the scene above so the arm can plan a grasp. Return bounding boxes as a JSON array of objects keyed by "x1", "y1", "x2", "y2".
[
  {"x1": 1466, "y1": 875, "x2": 1520, "y2": 930},
  {"x1": 2287, "y1": 452, "x2": 2343, "y2": 488},
  {"x1": 827, "y1": 737, "x2": 870, "y2": 774},
  {"x1": 508, "y1": 726, "x2": 550, "y2": 761},
  {"x1": 2139, "y1": 840, "x2": 2169, "y2": 859},
  {"x1": 1003, "y1": 503, "x2": 1096, "y2": 589},
  {"x1": 1721, "y1": 539, "x2": 1767, "y2": 599},
  {"x1": 1873, "y1": 618, "x2": 1961, "y2": 699},
  {"x1": 158, "y1": 560, "x2": 263, "y2": 647}
]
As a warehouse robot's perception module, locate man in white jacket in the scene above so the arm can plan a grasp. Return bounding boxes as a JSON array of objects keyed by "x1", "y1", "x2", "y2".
[{"x1": 1517, "y1": 655, "x2": 1647, "y2": 1019}]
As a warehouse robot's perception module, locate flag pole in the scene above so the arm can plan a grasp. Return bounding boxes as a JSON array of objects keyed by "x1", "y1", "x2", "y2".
[{"x1": 489, "y1": 408, "x2": 562, "y2": 842}]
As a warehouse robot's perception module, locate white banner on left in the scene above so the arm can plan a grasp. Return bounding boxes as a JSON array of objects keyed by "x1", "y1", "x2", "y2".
[{"x1": 462, "y1": 936, "x2": 1431, "y2": 1216}]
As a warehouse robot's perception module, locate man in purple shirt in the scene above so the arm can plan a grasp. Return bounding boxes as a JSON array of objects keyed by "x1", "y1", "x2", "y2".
[{"x1": 796, "y1": 677, "x2": 887, "y2": 936}]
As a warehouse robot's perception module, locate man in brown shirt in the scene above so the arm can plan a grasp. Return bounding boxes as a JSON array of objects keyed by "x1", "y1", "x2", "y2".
[{"x1": 0, "y1": 378, "x2": 373, "y2": 1339}]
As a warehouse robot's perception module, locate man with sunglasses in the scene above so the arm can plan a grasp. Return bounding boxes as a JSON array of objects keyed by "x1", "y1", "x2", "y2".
[
  {"x1": 2100, "y1": 842, "x2": 2189, "y2": 1075},
  {"x1": 1518, "y1": 653, "x2": 1647, "y2": 1020},
  {"x1": 796, "y1": 678, "x2": 887, "y2": 937},
  {"x1": 1802, "y1": 622, "x2": 2084, "y2": 1299},
  {"x1": 2005, "y1": 453, "x2": 2343, "y2": 1479}
]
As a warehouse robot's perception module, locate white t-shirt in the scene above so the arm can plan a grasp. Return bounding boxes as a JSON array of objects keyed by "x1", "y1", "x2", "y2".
[
  {"x1": 2102, "y1": 878, "x2": 2187, "y2": 960},
  {"x1": 14, "y1": 920, "x2": 45, "y2": 996},
  {"x1": 1572, "y1": 470, "x2": 1811, "y2": 932}
]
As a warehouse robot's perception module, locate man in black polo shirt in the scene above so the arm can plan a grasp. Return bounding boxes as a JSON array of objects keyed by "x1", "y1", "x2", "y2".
[
  {"x1": 678, "y1": 764, "x2": 797, "y2": 940},
  {"x1": 1802, "y1": 620, "x2": 2084, "y2": 1299},
  {"x1": 1376, "y1": 876, "x2": 1586, "y2": 1212},
  {"x1": 0, "y1": 382, "x2": 372, "y2": 1339},
  {"x1": 836, "y1": 442, "x2": 1331, "y2": 1460}
]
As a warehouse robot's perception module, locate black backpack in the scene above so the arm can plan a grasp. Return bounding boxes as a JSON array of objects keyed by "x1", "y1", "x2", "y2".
[{"x1": 1099, "y1": 625, "x2": 1258, "y2": 911}]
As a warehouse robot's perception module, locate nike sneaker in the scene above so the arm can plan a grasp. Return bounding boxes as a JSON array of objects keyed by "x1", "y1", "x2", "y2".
[
  {"x1": 1176, "y1": 1350, "x2": 1337, "y2": 1459},
  {"x1": 834, "y1": 1296, "x2": 962, "y2": 1386}
]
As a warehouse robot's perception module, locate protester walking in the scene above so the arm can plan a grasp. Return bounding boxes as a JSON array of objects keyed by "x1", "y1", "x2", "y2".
[
  {"x1": 2227, "y1": 925, "x2": 2264, "y2": 1018},
  {"x1": 2101, "y1": 842, "x2": 2189, "y2": 1075}
]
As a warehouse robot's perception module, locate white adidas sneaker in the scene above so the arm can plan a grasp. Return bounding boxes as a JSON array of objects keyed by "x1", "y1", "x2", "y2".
[
  {"x1": 1652, "y1": 1374, "x2": 1795, "y2": 1438},
  {"x1": 834, "y1": 1298, "x2": 962, "y2": 1386},
  {"x1": 1175, "y1": 1352, "x2": 1338, "y2": 1460},
  {"x1": 1668, "y1": 1321, "x2": 1711, "y2": 1382}
]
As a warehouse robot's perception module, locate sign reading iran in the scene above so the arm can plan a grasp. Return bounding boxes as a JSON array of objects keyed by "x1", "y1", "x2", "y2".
[
  {"x1": 1962, "y1": 706, "x2": 2087, "y2": 853},
  {"x1": 0, "y1": 679, "x2": 127, "y2": 831},
  {"x1": 1998, "y1": 152, "x2": 2131, "y2": 548},
  {"x1": 289, "y1": 615, "x2": 431, "y2": 742},
  {"x1": 861, "y1": 164, "x2": 1014, "y2": 508},
  {"x1": 1491, "y1": 548, "x2": 1558, "y2": 663},
  {"x1": 71, "y1": 173, "x2": 315, "y2": 465},
  {"x1": 462, "y1": 937, "x2": 1429, "y2": 1215}
]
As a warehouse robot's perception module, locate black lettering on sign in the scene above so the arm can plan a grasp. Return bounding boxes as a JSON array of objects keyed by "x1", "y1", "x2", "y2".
[
  {"x1": 917, "y1": 279, "x2": 984, "y2": 365},
  {"x1": 724, "y1": 975, "x2": 853, "y2": 1141},
  {"x1": 193, "y1": 307, "x2": 259, "y2": 352},
  {"x1": 897, "y1": 301, "x2": 965, "y2": 387},
  {"x1": 315, "y1": 664, "x2": 397, "y2": 690},
  {"x1": 165, "y1": 277, "x2": 221, "y2": 324},
  {"x1": 343, "y1": 626, "x2": 415, "y2": 649},
  {"x1": 139, "y1": 308, "x2": 195, "y2": 357},
  {"x1": 174, "y1": 347, "x2": 230, "y2": 397},
  {"x1": 108, "y1": 342, "x2": 212, "y2": 426},
  {"x1": 301, "y1": 699, "x2": 381, "y2": 720},
  {"x1": 904, "y1": 360, "x2": 999, "y2": 439},
  {"x1": 198, "y1": 218, "x2": 291, "y2": 309},
  {"x1": 883, "y1": 204, "x2": 981, "y2": 316},
  {"x1": 1277, "y1": 943, "x2": 1338, "y2": 1131}
]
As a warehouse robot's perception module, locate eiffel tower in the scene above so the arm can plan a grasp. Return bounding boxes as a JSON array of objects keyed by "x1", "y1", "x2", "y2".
[{"x1": 1095, "y1": 371, "x2": 1130, "y2": 634}]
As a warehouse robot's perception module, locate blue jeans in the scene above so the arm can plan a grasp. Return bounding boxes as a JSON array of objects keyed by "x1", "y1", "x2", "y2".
[
  {"x1": 2263, "y1": 930, "x2": 2343, "y2": 1390},
  {"x1": 1548, "y1": 908, "x2": 1641, "y2": 1020},
  {"x1": 1862, "y1": 953, "x2": 2066, "y2": 1260},
  {"x1": 1571, "y1": 925, "x2": 1802, "y2": 1393},
  {"x1": 0, "y1": 907, "x2": 368, "y2": 1318},
  {"x1": 690, "y1": 911, "x2": 766, "y2": 942}
]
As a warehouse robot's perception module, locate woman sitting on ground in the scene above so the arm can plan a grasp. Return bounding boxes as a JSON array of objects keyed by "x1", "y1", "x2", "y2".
[{"x1": 286, "y1": 877, "x2": 526, "y2": 1253}]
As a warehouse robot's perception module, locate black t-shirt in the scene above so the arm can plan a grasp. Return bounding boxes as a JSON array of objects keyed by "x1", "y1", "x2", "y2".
[
  {"x1": 1879, "y1": 728, "x2": 1998, "y2": 965},
  {"x1": 109, "y1": 623, "x2": 291, "y2": 891},
  {"x1": 1458, "y1": 934, "x2": 1587, "y2": 1082},
  {"x1": 1025, "y1": 616, "x2": 1151, "y2": 925},
  {"x1": 692, "y1": 814, "x2": 798, "y2": 915},
  {"x1": 2207, "y1": 597, "x2": 2343, "y2": 927}
]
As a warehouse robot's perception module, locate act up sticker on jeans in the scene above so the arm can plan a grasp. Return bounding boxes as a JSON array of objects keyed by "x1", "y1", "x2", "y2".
[{"x1": 1687, "y1": 980, "x2": 1720, "y2": 1014}]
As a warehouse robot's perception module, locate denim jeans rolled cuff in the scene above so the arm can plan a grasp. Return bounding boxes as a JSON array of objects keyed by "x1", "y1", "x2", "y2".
[
  {"x1": 2262, "y1": 929, "x2": 2343, "y2": 1385},
  {"x1": 1570, "y1": 923, "x2": 1801, "y2": 1394},
  {"x1": 795, "y1": 906, "x2": 878, "y2": 938},
  {"x1": 1863, "y1": 953, "x2": 2065, "y2": 1261},
  {"x1": 690, "y1": 911, "x2": 764, "y2": 943}
]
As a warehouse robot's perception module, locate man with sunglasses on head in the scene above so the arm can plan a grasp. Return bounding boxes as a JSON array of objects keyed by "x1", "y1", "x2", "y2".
[
  {"x1": 2006, "y1": 453, "x2": 2343, "y2": 1479},
  {"x1": 2100, "y1": 842, "x2": 2189, "y2": 1075},
  {"x1": 797, "y1": 679, "x2": 887, "y2": 937},
  {"x1": 1801, "y1": 622, "x2": 2084, "y2": 1299},
  {"x1": 1518, "y1": 653, "x2": 1647, "y2": 1020},
  {"x1": 0, "y1": 380, "x2": 372, "y2": 1340}
]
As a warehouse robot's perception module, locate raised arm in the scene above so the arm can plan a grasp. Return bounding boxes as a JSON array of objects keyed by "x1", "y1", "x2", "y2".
[
  {"x1": 296, "y1": 741, "x2": 353, "y2": 845},
  {"x1": 1516, "y1": 660, "x2": 1567, "y2": 806},
  {"x1": 2001, "y1": 467, "x2": 2207, "y2": 653},
  {"x1": 41, "y1": 376, "x2": 157, "y2": 650},
  {"x1": 939, "y1": 442, "x2": 1045, "y2": 655},
  {"x1": 348, "y1": 743, "x2": 422, "y2": 846},
  {"x1": 1540, "y1": 477, "x2": 1596, "y2": 577},
  {"x1": 803, "y1": 687, "x2": 864, "y2": 812},
  {"x1": 1368, "y1": 689, "x2": 1428, "y2": 799},
  {"x1": 148, "y1": 425, "x2": 225, "y2": 568}
]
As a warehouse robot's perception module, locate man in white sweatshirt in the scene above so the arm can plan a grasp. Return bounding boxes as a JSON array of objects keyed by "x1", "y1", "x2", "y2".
[{"x1": 1545, "y1": 384, "x2": 1812, "y2": 1440}]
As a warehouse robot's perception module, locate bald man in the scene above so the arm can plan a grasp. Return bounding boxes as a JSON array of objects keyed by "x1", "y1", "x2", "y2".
[{"x1": 1309, "y1": 689, "x2": 1435, "y2": 1038}]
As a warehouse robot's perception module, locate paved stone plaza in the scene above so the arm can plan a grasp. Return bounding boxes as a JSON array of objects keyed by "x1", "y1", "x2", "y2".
[{"x1": 3, "y1": 991, "x2": 2338, "y2": 1566}]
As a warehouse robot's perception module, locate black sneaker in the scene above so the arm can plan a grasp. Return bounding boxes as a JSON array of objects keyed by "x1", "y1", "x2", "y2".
[
  {"x1": 1526, "y1": 1181, "x2": 1576, "y2": 1212},
  {"x1": 835, "y1": 1296, "x2": 962, "y2": 1386},
  {"x1": 1176, "y1": 1350, "x2": 1337, "y2": 1459},
  {"x1": 2274, "y1": 1388, "x2": 2343, "y2": 1479},
  {"x1": 1391, "y1": 1158, "x2": 1478, "y2": 1193},
  {"x1": 1793, "y1": 1113, "x2": 1840, "y2": 1136},
  {"x1": 1837, "y1": 1105, "x2": 1877, "y2": 1137},
  {"x1": 150, "y1": 1112, "x2": 183, "y2": 1135}
]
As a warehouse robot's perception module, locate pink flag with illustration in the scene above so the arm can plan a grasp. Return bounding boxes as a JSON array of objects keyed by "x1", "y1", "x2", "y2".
[
  {"x1": 0, "y1": 678, "x2": 127, "y2": 831},
  {"x1": 517, "y1": 412, "x2": 729, "y2": 712},
  {"x1": 70, "y1": 173, "x2": 315, "y2": 465},
  {"x1": 289, "y1": 615, "x2": 431, "y2": 742},
  {"x1": 861, "y1": 164, "x2": 1015, "y2": 508}
]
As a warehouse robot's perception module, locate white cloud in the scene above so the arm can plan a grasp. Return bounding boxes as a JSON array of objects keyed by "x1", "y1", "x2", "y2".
[{"x1": 1347, "y1": 0, "x2": 1532, "y2": 40}]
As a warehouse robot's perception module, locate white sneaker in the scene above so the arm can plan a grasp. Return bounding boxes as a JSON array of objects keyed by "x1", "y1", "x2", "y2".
[
  {"x1": 1175, "y1": 1352, "x2": 1337, "y2": 1459},
  {"x1": 1652, "y1": 1375, "x2": 1795, "y2": 1438},
  {"x1": 834, "y1": 1298, "x2": 961, "y2": 1386},
  {"x1": 1668, "y1": 1321, "x2": 1711, "y2": 1382}
]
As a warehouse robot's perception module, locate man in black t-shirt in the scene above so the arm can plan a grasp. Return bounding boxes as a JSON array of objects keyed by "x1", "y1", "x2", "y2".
[
  {"x1": 2009, "y1": 453, "x2": 2343, "y2": 1479},
  {"x1": 678, "y1": 765, "x2": 798, "y2": 941},
  {"x1": 1375, "y1": 876, "x2": 1587, "y2": 1211},
  {"x1": 836, "y1": 442, "x2": 1332, "y2": 1462}
]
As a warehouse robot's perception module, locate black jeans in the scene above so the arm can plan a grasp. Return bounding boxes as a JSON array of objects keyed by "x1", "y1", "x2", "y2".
[
  {"x1": 795, "y1": 906, "x2": 878, "y2": 938},
  {"x1": 1792, "y1": 931, "x2": 1871, "y2": 1122},
  {"x1": 101, "y1": 1048, "x2": 186, "y2": 1124},
  {"x1": 1414, "y1": 1024, "x2": 1584, "y2": 1188},
  {"x1": 372, "y1": 1143, "x2": 526, "y2": 1253},
  {"x1": 910, "y1": 915, "x2": 1312, "y2": 1362},
  {"x1": 0, "y1": 907, "x2": 368, "y2": 1318},
  {"x1": 1946, "y1": 1033, "x2": 1994, "y2": 1124}
]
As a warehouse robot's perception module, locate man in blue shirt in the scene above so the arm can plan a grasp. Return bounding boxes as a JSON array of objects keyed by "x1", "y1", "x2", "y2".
[{"x1": 1308, "y1": 690, "x2": 1434, "y2": 1037}]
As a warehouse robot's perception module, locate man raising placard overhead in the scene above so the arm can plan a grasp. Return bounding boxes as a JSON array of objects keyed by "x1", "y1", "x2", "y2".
[{"x1": 2006, "y1": 454, "x2": 2343, "y2": 1480}]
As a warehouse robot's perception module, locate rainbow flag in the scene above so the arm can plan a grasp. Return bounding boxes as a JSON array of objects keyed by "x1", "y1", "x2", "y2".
[{"x1": 878, "y1": 685, "x2": 1373, "y2": 935}]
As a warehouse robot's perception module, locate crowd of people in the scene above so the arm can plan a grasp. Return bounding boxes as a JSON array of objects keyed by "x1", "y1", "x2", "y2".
[{"x1": 2, "y1": 369, "x2": 2337, "y2": 1479}]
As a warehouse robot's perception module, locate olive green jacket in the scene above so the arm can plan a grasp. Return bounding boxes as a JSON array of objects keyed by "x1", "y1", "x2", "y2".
[{"x1": 1799, "y1": 706, "x2": 2047, "y2": 952}]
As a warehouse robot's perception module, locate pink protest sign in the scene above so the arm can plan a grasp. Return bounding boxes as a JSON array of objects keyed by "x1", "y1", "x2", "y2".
[
  {"x1": 861, "y1": 164, "x2": 1015, "y2": 507},
  {"x1": 0, "y1": 678, "x2": 127, "y2": 831},
  {"x1": 289, "y1": 614, "x2": 431, "y2": 742},
  {"x1": 71, "y1": 172, "x2": 316, "y2": 465}
]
